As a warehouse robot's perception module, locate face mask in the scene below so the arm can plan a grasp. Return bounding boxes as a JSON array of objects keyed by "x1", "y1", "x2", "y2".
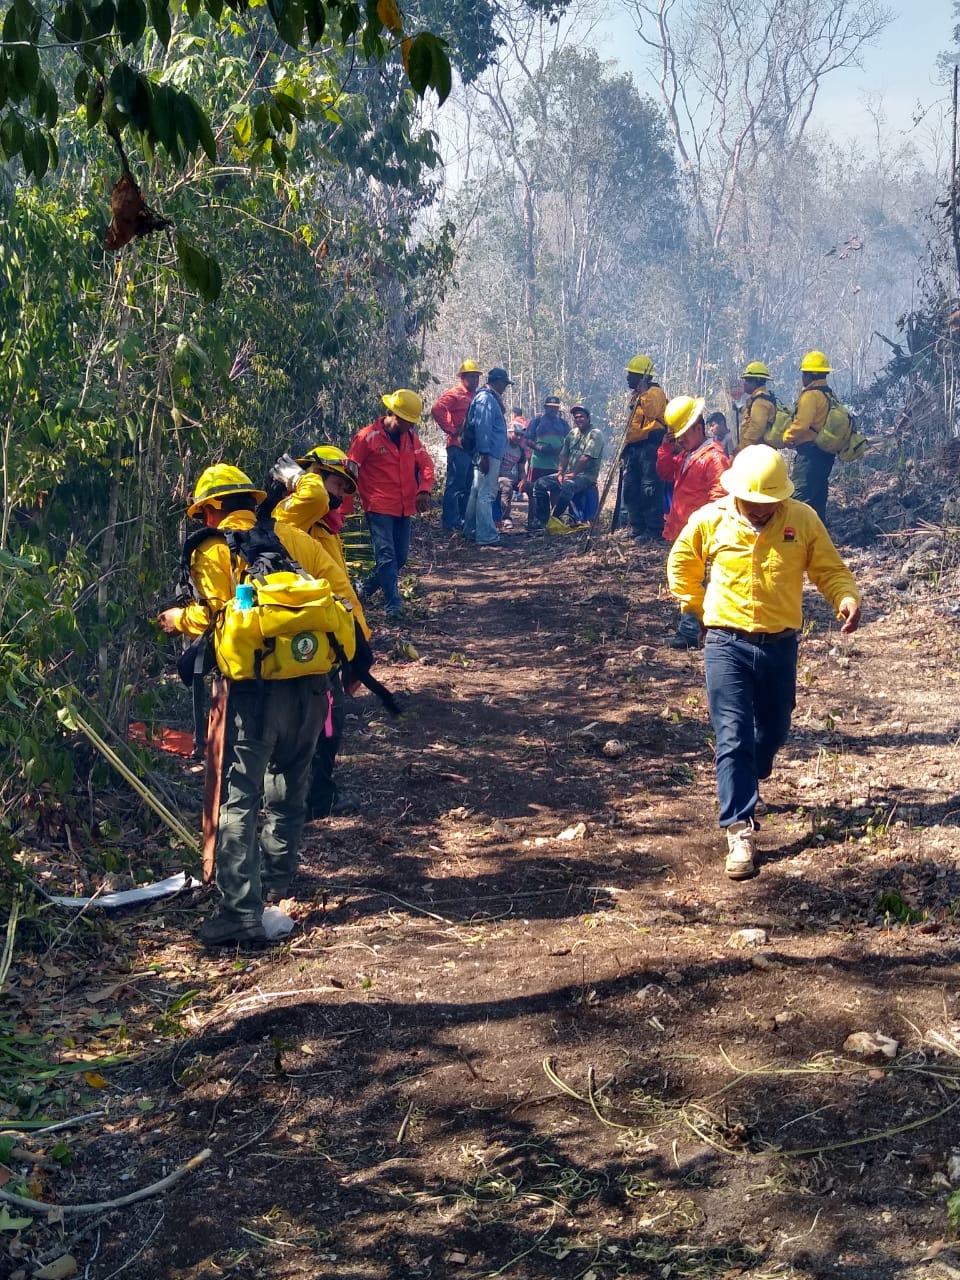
[{"x1": 327, "y1": 493, "x2": 344, "y2": 510}]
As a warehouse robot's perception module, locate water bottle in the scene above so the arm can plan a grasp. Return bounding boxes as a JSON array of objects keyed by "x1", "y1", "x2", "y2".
[{"x1": 235, "y1": 583, "x2": 255, "y2": 611}]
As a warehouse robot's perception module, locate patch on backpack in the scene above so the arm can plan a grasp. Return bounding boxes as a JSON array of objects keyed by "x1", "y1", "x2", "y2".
[
  {"x1": 291, "y1": 631, "x2": 320, "y2": 663},
  {"x1": 783, "y1": 527, "x2": 796, "y2": 542}
]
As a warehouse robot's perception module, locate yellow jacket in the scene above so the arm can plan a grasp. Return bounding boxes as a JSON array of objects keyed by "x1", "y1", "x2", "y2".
[
  {"x1": 274, "y1": 471, "x2": 330, "y2": 532},
  {"x1": 783, "y1": 379, "x2": 830, "y2": 447},
  {"x1": 667, "y1": 495, "x2": 860, "y2": 633},
  {"x1": 737, "y1": 388, "x2": 776, "y2": 450},
  {"x1": 169, "y1": 510, "x2": 356, "y2": 638},
  {"x1": 274, "y1": 473, "x2": 370, "y2": 638},
  {"x1": 625, "y1": 383, "x2": 667, "y2": 445}
]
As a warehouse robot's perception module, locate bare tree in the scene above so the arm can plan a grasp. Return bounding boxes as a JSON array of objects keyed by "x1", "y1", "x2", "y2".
[{"x1": 622, "y1": 0, "x2": 892, "y2": 250}]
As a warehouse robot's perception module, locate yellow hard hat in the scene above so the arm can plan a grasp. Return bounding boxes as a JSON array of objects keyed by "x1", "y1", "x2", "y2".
[
  {"x1": 187, "y1": 464, "x2": 266, "y2": 519},
  {"x1": 800, "y1": 350, "x2": 832, "y2": 374},
  {"x1": 458, "y1": 359, "x2": 481, "y2": 375},
  {"x1": 625, "y1": 354, "x2": 655, "y2": 376},
  {"x1": 381, "y1": 388, "x2": 423, "y2": 423},
  {"x1": 297, "y1": 444, "x2": 358, "y2": 494},
  {"x1": 664, "y1": 394, "x2": 706, "y2": 438},
  {"x1": 720, "y1": 444, "x2": 794, "y2": 504},
  {"x1": 742, "y1": 360, "x2": 770, "y2": 379}
]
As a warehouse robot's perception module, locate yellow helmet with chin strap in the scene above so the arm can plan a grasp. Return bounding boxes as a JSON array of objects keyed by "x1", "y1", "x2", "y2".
[
  {"x1": 625, "y1": 354, "x2": 655, "y2": 376},
  {"x1": 742, "y1": 360, "x2": 770, "y2": 380},
  {"x1": 187, "y1": 464, "x2": 266, "y2": 519},
  {"x1": 296, "y1": 444, "x2": 358, "y2": 494}
]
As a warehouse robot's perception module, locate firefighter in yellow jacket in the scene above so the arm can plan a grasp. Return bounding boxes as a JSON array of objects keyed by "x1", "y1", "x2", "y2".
[
  {"x1": 782, "y1": 350, "x2": 835, "y2": 520},
  {"x1": 620, "y1": 354, "x2": 668, "y2": 540},
  {"x1": 275, "y1": 446, "x2": 371, "y2": 819},
  {"x1": 737, "y1": 361, "x2": 776, "y2": 451},
  {"x1": 667, "y1": 446, "x2": 861, "y2": 881},
  {"x1": 157, "y1": 465, "x2": 348, "y2": 947}
]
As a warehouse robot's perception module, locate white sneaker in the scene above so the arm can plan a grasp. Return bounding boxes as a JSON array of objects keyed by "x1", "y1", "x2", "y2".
[{"x1": 725, "y1": 822, "x2": 757, "y2": 880}]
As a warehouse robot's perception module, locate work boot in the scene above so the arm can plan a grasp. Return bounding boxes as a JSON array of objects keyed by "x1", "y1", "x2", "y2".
[
  {"x1": 724, "y1": 822, "x2": 757, "y2": 880},
  {"x1": 199, "y1": 912, "x2": 268, "y2": 948}
]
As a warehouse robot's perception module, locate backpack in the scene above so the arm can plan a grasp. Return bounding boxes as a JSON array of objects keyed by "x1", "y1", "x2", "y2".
[
  {"x1": 757, "y1": 391, "x2": 794, "y2": 449},
  {"x1": 814, "y1": 389, "x2": 855, "y2": 457},
  {"x1": 175, "y1": 516, "x2": 357, "y2": 685},
  {"x1": 461, "y1": 392, "x2": 482, "y2": 455}
]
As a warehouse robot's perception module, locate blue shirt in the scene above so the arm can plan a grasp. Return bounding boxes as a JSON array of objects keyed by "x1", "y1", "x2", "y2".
[{"x1": 467, "y1": 386, "x2": 507, "y2": 460}]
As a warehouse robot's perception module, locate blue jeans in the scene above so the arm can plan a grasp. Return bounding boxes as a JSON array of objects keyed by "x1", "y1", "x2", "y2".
[
  {"x1": 363, "y1": 513, "x2": 411, "y2": 610},
  {"x1": 791, "y1": 444, "x2": 835, "y2": 522},
  {"x1": 704, "y1": 629, "x2": 798, "y2": 827},
  {"x1": 442, "y1": 446, "x2": 472, "y2": 530},
  {"x1": 463, "y1": 460, "x2": 501, "y2": 545}
]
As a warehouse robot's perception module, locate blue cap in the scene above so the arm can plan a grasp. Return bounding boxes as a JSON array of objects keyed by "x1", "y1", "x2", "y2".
[{"x1": 488, "y1": 367, "x2": 513, "y2": 385}]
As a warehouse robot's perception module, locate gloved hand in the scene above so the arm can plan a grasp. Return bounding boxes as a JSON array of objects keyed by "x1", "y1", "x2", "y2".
[
  {"x1": 270, "y1": 453, "x2": 303, "y2": 491},
  {"x1": 347, "y1": 622, "x2": 374, "y2": 683}
]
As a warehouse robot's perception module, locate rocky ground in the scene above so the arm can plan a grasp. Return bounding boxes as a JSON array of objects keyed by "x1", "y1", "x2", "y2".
[{"x1": 5, "y1": 492, "x2": 960, "y2": 1280}]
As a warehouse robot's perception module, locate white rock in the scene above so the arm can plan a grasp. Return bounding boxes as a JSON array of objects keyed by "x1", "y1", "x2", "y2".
[
  {"x1": 842, "y1": 1031, "x2": 899, "y2": 1060},
  {"x1": 602, "y1": 739, "x2": 627, "y2": 759},
  {"x1": 557, "y1": 821, "x2": 588, "y2": 842},
  {"x1": 727, "y1": 928, "x2": 768, "y2": 948},
  {"x1": 262, "y1": 906, "x2": 296, "y2": 939},
  {"x1": 947, "y1": 1153, "x2": 960, "y2": 1184}
]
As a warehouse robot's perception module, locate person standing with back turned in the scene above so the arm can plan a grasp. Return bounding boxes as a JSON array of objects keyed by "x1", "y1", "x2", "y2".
[
  {"x1": 431, "y1": 359, "x2": 481, "y2": 532},
  {"x1": 667, "y1": 445, "x2": 861, "y2": 881},
  {"x1": 783, "y1": 350, "x2": 836, "y2": 521},
  {"x1": 463, "y1": 367, "x2": 511, "y2": 548}
]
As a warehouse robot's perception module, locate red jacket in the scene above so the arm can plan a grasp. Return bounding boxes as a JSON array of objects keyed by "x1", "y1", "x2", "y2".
[
  {"x1": 430, "y1": 383, "x2": 474, "y2": 447},
  {"x1": 657, "y1": 438, "x2": 730, "y2": 542},
  {"x1": 349, "y1": 418, "x2": 436, "y2": 518}
]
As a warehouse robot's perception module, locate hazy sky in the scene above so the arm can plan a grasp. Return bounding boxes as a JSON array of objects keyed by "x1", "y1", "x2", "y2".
[{"x1": 595, "y1": 1, "x2": 952, "y2": 152}]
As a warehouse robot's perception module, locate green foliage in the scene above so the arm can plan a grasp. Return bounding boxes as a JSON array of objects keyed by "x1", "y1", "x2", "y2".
[{"x1": 0, "y1": 0, "x2": 454, "y2": 186}]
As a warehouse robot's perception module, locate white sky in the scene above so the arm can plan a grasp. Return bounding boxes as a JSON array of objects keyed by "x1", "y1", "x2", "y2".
[{"x1": 593, "y1": 1, "x2": 953, "y2": 156}]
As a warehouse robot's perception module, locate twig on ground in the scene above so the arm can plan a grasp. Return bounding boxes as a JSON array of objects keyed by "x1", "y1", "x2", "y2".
[
  {"x1": 0, "y1": 1148, "x2": 212, "y2": 1215},
  {"x1": 0, "y1": 885, "x2": 21, "y2": 993},
  {"x1": 0, "y1": 1111, "x2": 106, "y2": 1135},
  {"x1": 396, "y1": 1100, "x2": 416, "y2": 1145},
  {"x1": 99, "y1": 1208, "x2": 164, "y2": 1279}
]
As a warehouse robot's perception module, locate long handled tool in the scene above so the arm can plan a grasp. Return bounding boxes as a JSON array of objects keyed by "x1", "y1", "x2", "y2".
[
  {"x1": 591, "y1": 398, "x2": 635, "y2": 534},
  {"x1": 201, "y1": 675, "x2": 228, "y2": 884}
]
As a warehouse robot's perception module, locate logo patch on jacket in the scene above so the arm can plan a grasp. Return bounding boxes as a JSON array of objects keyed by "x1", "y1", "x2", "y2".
[{"x1": 783, "y1": 527, "x2": 796, "y2": 542}]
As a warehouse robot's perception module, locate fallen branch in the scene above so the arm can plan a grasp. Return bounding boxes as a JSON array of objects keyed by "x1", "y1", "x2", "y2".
[
  {"x1": 0, "y1": 1147, "x2": 212, "y2": 1216},
  {"x1": 0, "y1": 1111, "x2": 106, "y2": 1135}
]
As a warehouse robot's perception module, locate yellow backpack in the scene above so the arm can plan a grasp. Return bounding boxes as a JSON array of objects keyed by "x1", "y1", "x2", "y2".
[
  {"x1": 178, "y1": 522, "x2": 357, "y2": 683},
  {"x1": 814, "y1": 390, "x2": 854, "y2": 456},
  {"x1": 759, "y1": 393, "x2": 793, "y2": 449}
]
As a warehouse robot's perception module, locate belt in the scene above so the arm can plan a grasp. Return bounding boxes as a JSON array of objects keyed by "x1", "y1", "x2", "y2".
[{"x1": 709, "y1": 627, "x2": 797, "y2": 646}]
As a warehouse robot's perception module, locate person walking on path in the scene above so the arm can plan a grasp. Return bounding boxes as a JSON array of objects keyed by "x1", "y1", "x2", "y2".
[
  {"x1": 523, "y1": 396, "x2": 568, "y2": 530},
  {"x1": 783, "y1": 350, "x2": 836, "y2": 520},
  {"x1": 463, "y1": 367, "x2": 511, "y2": 548},
  {"x1": 157, "y1": 465, "x2": 347, "y2": 947},
  {"x1": 349, "y1": 389, "x2": 434, "y2": 619},
  {"x1": 656, "y1": 395, "x2": 730, "y2": 647},
  {"x1": 533, "y1": 405, "x2": 604, "y2": 526},
  {"x1": 666, "y1": 445, "x2": 861, "y2": 881},
  {"x1": 431, "y1": 359, "x2": 481, "y2": 532},
  {"x1": 736, "y1": 361, "x2": 777, "y2": 453},
  {"x1": 621, "y1": 354, "x2": 668, "y2": 541}
]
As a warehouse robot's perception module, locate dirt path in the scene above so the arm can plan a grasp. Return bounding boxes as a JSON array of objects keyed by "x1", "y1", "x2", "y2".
[{"x1": 10, "y1": 521, "x2": 960, "y2": 1280}]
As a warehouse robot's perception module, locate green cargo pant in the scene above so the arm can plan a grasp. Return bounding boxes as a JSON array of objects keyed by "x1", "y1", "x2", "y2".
[{"x1": 215, "y1": 675, "x2": 328, "y2": 924}]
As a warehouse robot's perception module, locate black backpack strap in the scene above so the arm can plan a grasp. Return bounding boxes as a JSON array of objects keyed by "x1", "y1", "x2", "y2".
[{"x1": 176, "y1": 527, "x2": 227, "y2": 605}]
